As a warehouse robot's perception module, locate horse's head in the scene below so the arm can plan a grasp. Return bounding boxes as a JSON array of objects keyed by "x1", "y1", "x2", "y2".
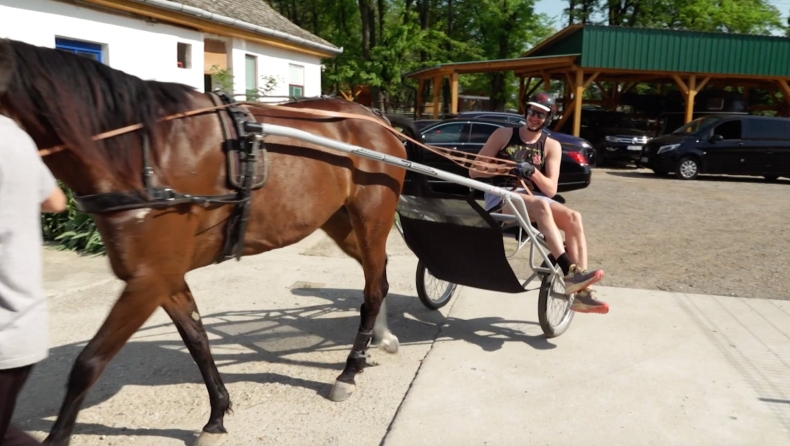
[{"x1": 0, "y1": 38, "x2": 15, "y2": 98}]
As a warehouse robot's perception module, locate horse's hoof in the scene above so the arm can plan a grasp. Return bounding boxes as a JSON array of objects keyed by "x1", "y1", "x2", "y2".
[
  {"x1": 376, "y1": 332, "x2": 399, "y2": 354},
  {"x1": 329, "y1": 380, "x2": 355, "y2": 402},
  {"x1": 192, "y1": 432, "x2": 228, "y2": 446}
]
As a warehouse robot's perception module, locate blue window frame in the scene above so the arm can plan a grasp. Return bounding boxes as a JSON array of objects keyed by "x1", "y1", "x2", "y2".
[{"x1": 55, "y1": 38, "x2": 103, "y2": 63}]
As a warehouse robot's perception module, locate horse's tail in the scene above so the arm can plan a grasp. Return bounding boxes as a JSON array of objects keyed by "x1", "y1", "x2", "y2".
[{"x1": 386, "y1": 115, "x2": 431, "y2": 197}]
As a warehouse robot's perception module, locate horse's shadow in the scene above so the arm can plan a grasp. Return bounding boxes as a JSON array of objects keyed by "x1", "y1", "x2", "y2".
[{"x1": 15, "y1": 287, "x2": 553, "y2": 444}]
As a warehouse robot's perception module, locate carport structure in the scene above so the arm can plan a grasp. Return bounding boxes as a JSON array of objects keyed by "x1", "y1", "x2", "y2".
[{"x1": 405, "y1": 25, "x2": 790, "y2": 137}]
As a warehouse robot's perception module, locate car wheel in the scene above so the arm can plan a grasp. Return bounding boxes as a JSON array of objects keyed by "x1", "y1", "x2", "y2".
[
  {"x1": 675, "y1": 157, "x2": 699, "y2": 180},
  {"x1": 764, "y1": 175, "x2": 779, "y2": 182}
]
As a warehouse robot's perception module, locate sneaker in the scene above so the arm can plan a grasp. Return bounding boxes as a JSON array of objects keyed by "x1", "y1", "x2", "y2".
[
  {"x1": 571, "y1": 288, "x2": 609, "y2": 314},
  {"x1": 563, "y1": 264, "x2": 604, "y2": 295}
]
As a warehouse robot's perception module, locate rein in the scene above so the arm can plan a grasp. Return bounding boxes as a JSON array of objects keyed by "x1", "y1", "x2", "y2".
[
  {"x1": 37, "y1": 99, "x2": 520, "y2": 178},
  {"x1": 37, "y1": 103, "x2": 237, "y2": 157}
]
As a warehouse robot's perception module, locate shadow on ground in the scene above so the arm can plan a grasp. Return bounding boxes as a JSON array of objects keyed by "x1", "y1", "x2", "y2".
[{"x1": 16, "y1": 287, "x2": 552, "y2": 443}]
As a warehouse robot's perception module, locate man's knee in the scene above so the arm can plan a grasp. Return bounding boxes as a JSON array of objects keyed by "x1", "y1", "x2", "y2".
[
  {"x1": 570, "y1": 210, "x2": 583, "y2": 227},
  {"x1": 533, "y1": 200, "x2": 552, "y2": 217}
]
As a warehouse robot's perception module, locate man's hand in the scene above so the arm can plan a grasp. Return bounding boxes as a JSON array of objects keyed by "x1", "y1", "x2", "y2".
[{"x1": 511, "y1": 162, "x2": 535, "y2": 179}]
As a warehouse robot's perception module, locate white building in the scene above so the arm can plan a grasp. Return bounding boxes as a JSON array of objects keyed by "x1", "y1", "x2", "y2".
[{"x1": 0, "y1": 0, "x2": 342, "y2": 100}]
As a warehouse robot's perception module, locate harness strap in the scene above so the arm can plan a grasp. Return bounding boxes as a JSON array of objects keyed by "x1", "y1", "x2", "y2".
[
  {"x1": 38, "y1": 101, "x2": 517, "y2": 177},
  {"x1": 37, "y1": 103, "x2": 237, "y2": 157}
]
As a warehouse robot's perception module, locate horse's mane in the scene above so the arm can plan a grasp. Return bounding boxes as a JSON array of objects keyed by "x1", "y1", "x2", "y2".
[{"x1": 0, "y1": 39, "x2": 196, "y2": 188}]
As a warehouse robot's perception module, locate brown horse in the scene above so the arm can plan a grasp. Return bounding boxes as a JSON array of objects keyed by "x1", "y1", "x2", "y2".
[{"x1": 0, "y1": 39, "x2": 411, "y2": 445}]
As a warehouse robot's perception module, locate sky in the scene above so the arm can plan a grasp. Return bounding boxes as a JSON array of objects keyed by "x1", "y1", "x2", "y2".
[{"x1": 533, "y1": 0, "x2": 790, "y2": 34}]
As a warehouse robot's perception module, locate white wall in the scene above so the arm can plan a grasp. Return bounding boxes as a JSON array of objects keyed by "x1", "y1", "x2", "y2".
[
  {"x1": 0, "y1": 0, "x2": 205, "y2": 91},
  {"x1": 230, "y1": 38, "x2": 324, "y2": 102}
]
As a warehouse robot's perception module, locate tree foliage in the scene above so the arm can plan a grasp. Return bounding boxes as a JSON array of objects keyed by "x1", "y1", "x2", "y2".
[
  {"x1": 263, "y1": 0, "x2": 787, "y2": 114},
  {"x1": 565, "y1": 0, "x2": 784, "y2": 34}
]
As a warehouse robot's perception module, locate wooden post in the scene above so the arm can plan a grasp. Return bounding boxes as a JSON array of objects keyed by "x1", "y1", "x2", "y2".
[
  {"x1": 685, "y1": 75, "x2": 696, "y2": 124},
  {"x1": 450, "y1": 72, "x2": 459, "y2": 114},
  {"x1": 573, "y1": 69, "x2": 584, "y2": 137},
  {"x1": 673, "y1": 75, "x2": 710, "y2": 124},
  {"x1": 416, "y1": 78, "x2": 424, "y2": 118},
  {"x1": 518, "y1": 77, "x2": 526, "y2": 114},
  {"x1": 432, "y1": 75, "x2": 442, "y2": 119},
  {"x1": 776, "y1": 79, "x2": 790, "y2": 107}
]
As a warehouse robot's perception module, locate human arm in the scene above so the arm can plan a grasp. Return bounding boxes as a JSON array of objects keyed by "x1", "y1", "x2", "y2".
[
  {"x1": 469, "y1": 127, "x2": 511, "y2": 178},
  {"x1": 528, "y1": 137, "x2": 561, "y2": 197},
  {"x1": 38, "y1": 161, "x2": 66, "y2": 213},
  {"x1": 41, "y1": 187, "x2": 66, "y2": 213}
]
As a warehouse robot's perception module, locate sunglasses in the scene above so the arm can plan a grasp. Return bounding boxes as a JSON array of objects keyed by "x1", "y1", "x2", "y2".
[{"x1": 526, "y1": 109, "x2": 548, "y2": 119}]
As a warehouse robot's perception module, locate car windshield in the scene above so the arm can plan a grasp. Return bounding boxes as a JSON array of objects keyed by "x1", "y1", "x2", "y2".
[{"x1": 671, "y1": 117, "x2": 721, "y2": 135}]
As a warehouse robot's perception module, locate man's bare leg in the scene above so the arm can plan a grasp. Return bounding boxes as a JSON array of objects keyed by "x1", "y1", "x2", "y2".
[
  {"x1": 549, "y1": 201, "x2": 587, "y2": 269},
  {"x1": 547, "y1": 202, "x2": 608, "y2": 313},
  {"x1": 501, "y1": 194, "x2": 565, "y2": 258}
]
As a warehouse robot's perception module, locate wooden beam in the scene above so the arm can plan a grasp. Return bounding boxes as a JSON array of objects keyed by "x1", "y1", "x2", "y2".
[
  {"x1": 697, "y1": 76, "x2": 711, "y2": 92},
  {"x1": 776, "y1": 79, "x2": 790, "y2": 106},
  {"x1": 450, "y1": 72, "x2": 459, "y2": 114},
  {"x1": 542, "y1": 71, "x2": 551, "y2": 90},
  {"x1": 594, "y1": 81, "x2": 610, "y2": 100},
  {"x1": 416, "y1": 79, "x2": 425, "y2": 118},
  {"x1": 672, "y1": 74, "x2": 689, "y2": 96},
  {"x1": 610, "y1": 82, "x2": 620, "y2": 109},
  {"x1": 582, "y1": 71, "x2": 601, "y2": 90},
  {"x1": 432, "y1": 75, "x2": 442, "y2": 119},
  {"x1": 573, "y1": 69, "x2": 584, "y2": 137},
  {"x1": 518, "y1": 77, "x2": 527, "y2": 114},
  {"x1": 565, "y1": 72, "x2": 574, "y2": 91},
  {"x1": 553, "y1": 97, "x2": 577, "y2": 132},
  {"x1": 526, "y1": 79, "x2": 543, "y2": 100}
]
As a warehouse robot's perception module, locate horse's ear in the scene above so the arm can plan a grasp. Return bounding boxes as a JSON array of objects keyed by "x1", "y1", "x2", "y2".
[{"x1": 0, "y1": 39, "x2": 16, "y2": 95}]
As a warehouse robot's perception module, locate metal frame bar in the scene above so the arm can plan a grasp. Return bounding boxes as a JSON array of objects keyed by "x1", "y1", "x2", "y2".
[{"x1": 245, "y1": 122, "x2": 564, "y2": 285}]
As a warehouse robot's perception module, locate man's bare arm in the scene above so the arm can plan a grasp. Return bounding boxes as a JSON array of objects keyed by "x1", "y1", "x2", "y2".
[
  {"x1": 528, "y1": 138, "x2": 561, "y2": 197},
  {"x1": 41, "y1": 187, "x2": 67, "y2": 213}
]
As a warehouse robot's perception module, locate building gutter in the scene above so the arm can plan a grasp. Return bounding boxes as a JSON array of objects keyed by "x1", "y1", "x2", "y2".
[{"x1": 126, "y1": 0, "x2": 343, "y2": 55}]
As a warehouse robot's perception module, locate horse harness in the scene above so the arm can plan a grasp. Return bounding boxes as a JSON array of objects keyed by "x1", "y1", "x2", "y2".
[
  {"x1": 38, "y1": 93, "x2": 526, "y2": 264},
  {"x1": 67, "y1": 92, "x2": 268, "y2": 263}
]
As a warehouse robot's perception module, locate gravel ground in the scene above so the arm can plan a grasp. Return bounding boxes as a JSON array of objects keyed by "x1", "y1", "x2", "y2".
[{"x1": 564, "y1": 167, "x2": 790, "y2": 299}]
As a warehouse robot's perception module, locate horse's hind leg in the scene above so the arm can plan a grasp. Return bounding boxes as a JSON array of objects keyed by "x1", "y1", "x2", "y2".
[
  {"x1": 326, "y1": 203, "x2": 396, "y2": 402},
  {"x1": 46, "y1": 278, "x2": 165, "y2": 446},
  {"x1": 322, "y1": 209, "x2": 399, "y2": 354},
  {"x1": 161, "y1": 284, "x2": 230, "y2": 446}
]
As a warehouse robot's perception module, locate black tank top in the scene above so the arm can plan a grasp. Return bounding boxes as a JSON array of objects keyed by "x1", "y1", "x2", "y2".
[{"x1": 493, "y1": 128, "x2": 547, "y2": 192}]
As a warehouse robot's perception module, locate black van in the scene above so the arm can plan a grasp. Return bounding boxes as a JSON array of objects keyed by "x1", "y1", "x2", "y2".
[{"x1": 638, "y1": 115, "x2": 790, "y2": 181}]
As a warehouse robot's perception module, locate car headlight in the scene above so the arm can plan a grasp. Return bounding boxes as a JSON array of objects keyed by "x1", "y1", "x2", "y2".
[
  {"x1": 657, "y1": 144, "x2": 680, "y2": 155},
  {"x1": 605, "y1": 136, "x2": 619, "y2": 142}
]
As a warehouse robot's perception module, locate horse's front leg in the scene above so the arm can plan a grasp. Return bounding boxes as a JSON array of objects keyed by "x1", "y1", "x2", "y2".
[
  {"x1": 162, "y1": 283, "x2": 231, "y2": 446},
  {"x1": 45, "y1": 277, "x2": 165, "y2": 446}
]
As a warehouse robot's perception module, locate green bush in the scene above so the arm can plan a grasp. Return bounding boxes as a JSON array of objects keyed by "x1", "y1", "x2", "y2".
[{"x1": 41, "y1": 183, "x2": 105, "y2": 254}]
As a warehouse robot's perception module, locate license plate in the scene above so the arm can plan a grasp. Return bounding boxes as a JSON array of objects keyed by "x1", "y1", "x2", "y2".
[
  {"x1": 640, "y1": 156, "x2": 649, "y2": 163},
  {"x1": 627, "y1": 145, "x2": 642, "y2": 151}
]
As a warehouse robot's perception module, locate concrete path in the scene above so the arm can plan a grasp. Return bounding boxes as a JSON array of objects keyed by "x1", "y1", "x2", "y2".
[{"x1": 14, "y1": 231, "x2": 790, "y2": 445}]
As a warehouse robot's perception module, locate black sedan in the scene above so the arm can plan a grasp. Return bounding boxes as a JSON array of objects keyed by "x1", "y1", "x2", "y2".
[{"x1": 415, "y1": 118, "x2": 592, "y2": 194}]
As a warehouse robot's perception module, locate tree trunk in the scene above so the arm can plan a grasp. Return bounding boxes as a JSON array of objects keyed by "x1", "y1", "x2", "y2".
[{"x1": 359, "y1": 0, "x2": 374, "y2": 60}]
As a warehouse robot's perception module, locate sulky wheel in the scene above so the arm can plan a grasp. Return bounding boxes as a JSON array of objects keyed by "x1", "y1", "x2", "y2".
[
  {"x1": 537, "y1": 272, "x2": 575, "y2": 338},
  {"x1": 415, "y1": 260, "x2": 458, "y2": 310}
]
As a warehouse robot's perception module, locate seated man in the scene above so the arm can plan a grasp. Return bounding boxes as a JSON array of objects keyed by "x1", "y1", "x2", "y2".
[{"x1": 470, "y1": 92, "x2": 608, "y2": 314}]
